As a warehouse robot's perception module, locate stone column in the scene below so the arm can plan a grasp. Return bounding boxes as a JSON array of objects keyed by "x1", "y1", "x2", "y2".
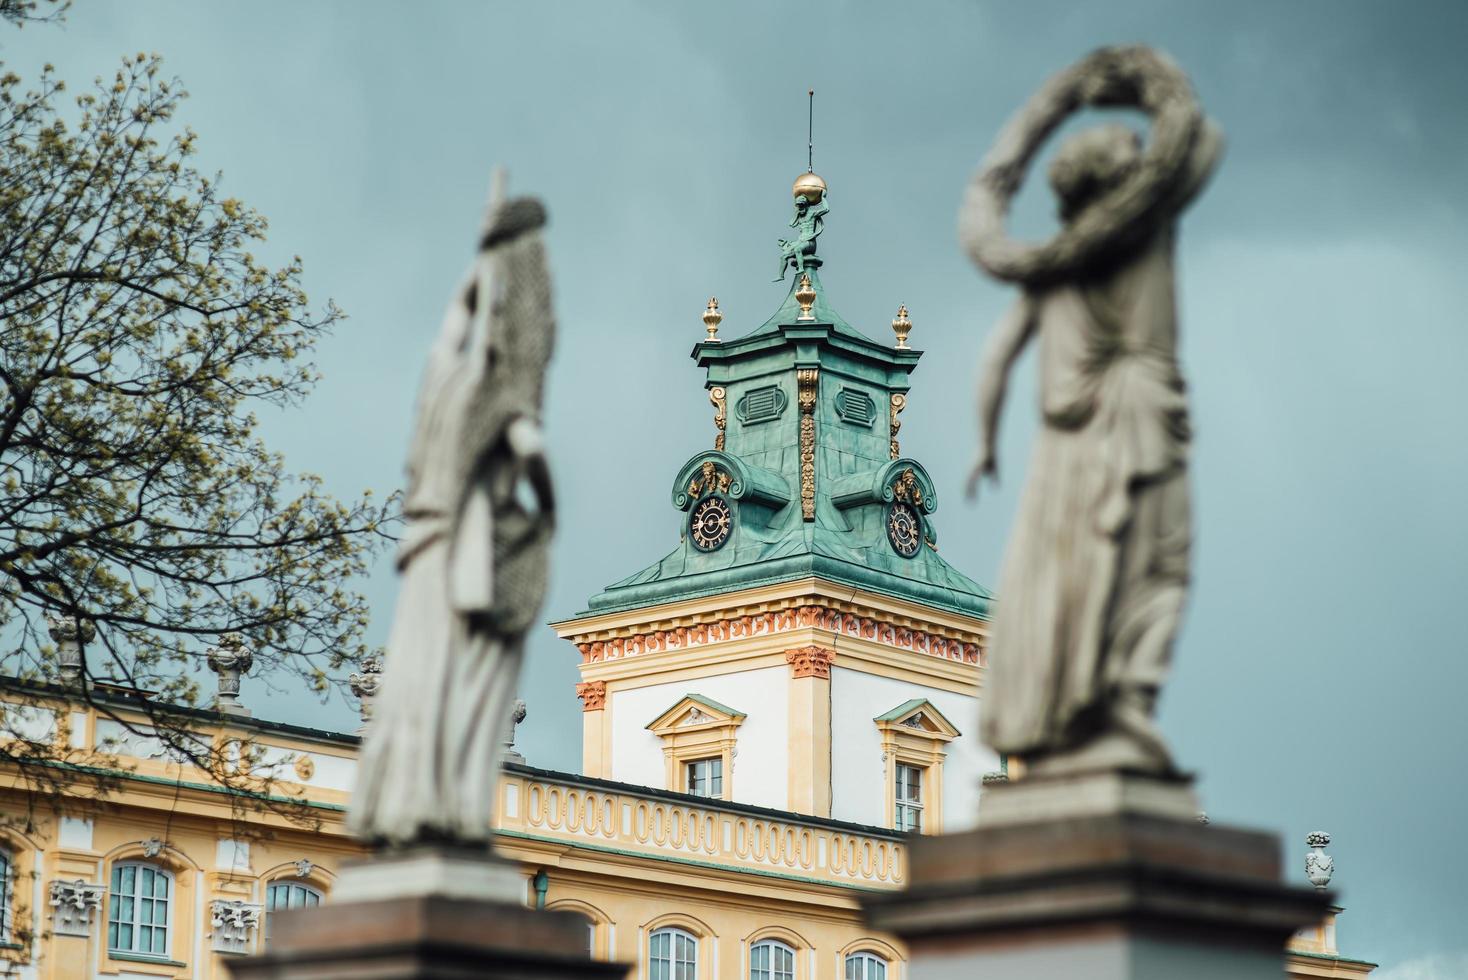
[
  {"x1": 207, "y1": 634, "x2": 253, "y2": 716},
  {"x1": 575, "y1": 681, "x2": 608, "y2": 778},
  {"x1": 864, "y1": 771, "x2": 1333, "y2": 980},
  {"x1": 785, "y1": 645, "x2": 834, "y2": 817}
]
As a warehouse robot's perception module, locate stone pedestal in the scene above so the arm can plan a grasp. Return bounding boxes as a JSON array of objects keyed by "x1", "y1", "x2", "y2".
[
  {"x1": 228, "y1": 851, "x2": 627, "y2": 980},
  {"x1": 864, "y1": 772, "x2": 1332, "y2": 980}
]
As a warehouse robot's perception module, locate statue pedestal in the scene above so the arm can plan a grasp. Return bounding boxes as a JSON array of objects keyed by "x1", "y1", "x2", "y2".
[
  {"x1": 864, "y1": 772, "x2": 1331, "y2": 980},
  {"x1": 227, "y1": 851, "x2": 627, "y2": 980}
]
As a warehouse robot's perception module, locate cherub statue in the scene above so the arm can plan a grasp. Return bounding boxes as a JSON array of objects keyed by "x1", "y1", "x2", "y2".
[
  {"x1": 774, "y1": 184, "x2": 830, "y2": 281},
  {"x1": 348, "y1": 182, "x2": 555, "y2": 847},
  {"x1": 963, "y1": 47, "x2": 1223, "y2": 778}
]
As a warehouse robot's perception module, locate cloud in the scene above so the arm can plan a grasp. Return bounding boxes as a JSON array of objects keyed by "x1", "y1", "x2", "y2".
[{"x1": 1374, "y1": 952, "x2": 1468, "y2": 980}]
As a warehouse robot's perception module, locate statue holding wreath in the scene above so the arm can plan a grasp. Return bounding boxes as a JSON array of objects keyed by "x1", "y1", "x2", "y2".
[{"x1": 963, "y1": 47, "x2": 1223, "y2": 778}]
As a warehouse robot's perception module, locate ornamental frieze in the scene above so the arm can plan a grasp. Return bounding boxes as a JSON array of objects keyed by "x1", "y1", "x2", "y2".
[{"x1": 572, "y1": 604, "x2": 982, "y2": 666}]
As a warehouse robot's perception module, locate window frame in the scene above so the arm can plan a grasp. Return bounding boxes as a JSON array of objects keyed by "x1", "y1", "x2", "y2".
[
  {"x1": 844, "y1": 950, "x2": 888, "y2": 980},
  {"x1": 874, "y1": 699, "x2": 959, "y2": 834},
  {"x1": 894, "y1": 763, "x2": 924, "y2": 833},
  {"x1": 263, "y1": 880, "x2": 324, "y2": 948},
  {"x1": 646, "y1": 695, "x2": 745, "y2": 801},
  {"x1": 685, "y1": 757, "x2": 724, "y2": 798},
  {"x1": 649, "y1": 926, "x2": 699, "y2": 980},
  {"x1": 107, "y1": 861, "x2": 174, "y2": 960},
  {"x1": 0, "y1": 849, "x2": 11, "y2": 943},
  {"x1": 750, "y1": 938, "x2": 797, "y2": 980}
]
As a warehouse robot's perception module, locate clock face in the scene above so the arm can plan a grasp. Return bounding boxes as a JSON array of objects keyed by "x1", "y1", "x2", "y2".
[
  {"x1": 689, "y1": 496, "x2": 733, "y2": 552},
  {"x1": 887, "y1": 502, "x2": 922, "y2": 558}
]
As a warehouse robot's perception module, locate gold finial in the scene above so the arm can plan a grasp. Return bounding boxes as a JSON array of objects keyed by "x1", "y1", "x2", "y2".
[
  {"x1": 795, "y1": 274, "x2": 816, "y2": 321},
  {"x1": 702, "y1": 296, "x2": 723, "y2": 342},
  {"x1": 792, "y1": 171, "x2": 826, "y2": 203},
  {"x1": 892, "y1": 304, "x2": 912, "y2": 349}
]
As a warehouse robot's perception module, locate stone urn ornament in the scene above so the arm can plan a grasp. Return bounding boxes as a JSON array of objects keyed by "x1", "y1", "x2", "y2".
[{"x1": 1305, "y1": 831, "x2": 1334, "y2": 891}]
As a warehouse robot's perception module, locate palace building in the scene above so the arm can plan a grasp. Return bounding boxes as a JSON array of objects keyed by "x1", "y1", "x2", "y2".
[{"x1": 0, "y1": 172, "x2": 1373, "y2": 980}]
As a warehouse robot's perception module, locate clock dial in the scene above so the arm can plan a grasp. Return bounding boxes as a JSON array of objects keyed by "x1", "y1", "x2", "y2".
[
  {"x1": 689, "y1": 496, "x2": 733, "y2": 552},
  {"x1": 887, "y1": 502, "x2": 922, "y2": 558}
]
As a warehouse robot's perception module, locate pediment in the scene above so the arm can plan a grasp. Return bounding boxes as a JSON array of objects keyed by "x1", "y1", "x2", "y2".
[
  {"x1": 873, "y1": 698, "x2": 960, "y2": 740},
  {"x1": 646, "y1": 694, "x2": 747, "y2": 734}
]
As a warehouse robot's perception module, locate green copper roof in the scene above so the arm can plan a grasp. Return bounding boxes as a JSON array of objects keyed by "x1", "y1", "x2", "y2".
[{"x1": 576, "y1": 179, "x2": 991, "y2": 622}]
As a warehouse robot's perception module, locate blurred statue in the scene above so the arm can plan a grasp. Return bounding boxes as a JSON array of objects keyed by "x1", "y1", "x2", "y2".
[
  {"x1": 349, "y1": 182, "x2": 555, "y2": 846},
  {"x1": 963, "y1": 47, "x2": 1223, "y2": 777}
]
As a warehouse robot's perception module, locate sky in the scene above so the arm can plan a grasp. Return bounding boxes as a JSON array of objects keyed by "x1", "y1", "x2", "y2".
[{"x1": 8, "y1": 2, "x2": 1468, "y2": 974}]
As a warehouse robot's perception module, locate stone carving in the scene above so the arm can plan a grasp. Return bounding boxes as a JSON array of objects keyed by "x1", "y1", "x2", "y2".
[
  {"x1": 774, "y1": 175, "x2": 828, "y2": 281},
  {"x1": 963, "y1": 46, "x2": 1223, "y2": 777},
  {"x1": 571, "y1": 604, "x2": 983, "y2": 667},
  {"x1": 45, "y1": 614, "x2": 94, "y2": 685},
  {"x1": 503, "y1": 699, "x2": 527, "y2": 764},
  {"x1": 206, "y1": 633, "x2": 253, "y2": 716},
  {"x1": 141, "y1": 836, "x2": 165, "y2": 858},
  {"x1": 294, "y1": 858, "x2": 314, "y2": 878},
  {"x1": 348, "y1": 656, "x2": 382, "y2": 727},
  {"x1": 210, "y1": 899, "x2": 263, "y2": 954},
  {"x1": 575, "y1": 681, "x2": 607, "y2": 712},
  {"x1": 292, "y1": 754, "x2": 315, "y2": 781},
  {"x1": 709, "y1": 386, "x2": 727, "y2": 451},
  {"x1": 49, "y1": 879, "x2": 105, "y2": 937},
  {"x1": 889, "y1": 393, "x2": 906, "y2": 460},
  {"x1": 797, "y1": 369, "x2": 818, "y2": 521},
  {"x1": 348, "y1": 185, "x2": 556, "y2": 847},
  {"x1": 1305, "y1": 832, "x2": 1334, "y2": 891},
  {"x1": 785, "y1": 645, "x2": 835, "y2": 679}
]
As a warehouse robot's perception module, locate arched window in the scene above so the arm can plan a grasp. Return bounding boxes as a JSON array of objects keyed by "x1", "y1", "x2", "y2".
[
  {"x1": 264, "y1": 881, "x2": 323, "y2": 947},
  {"x1": 751, "y1": 939, "x2": 795, "y2": 980},
  {"x1": 650, "y1": 927, "x2": 697, "y2": 980},
  {"x1": 0, "y1": 850, "x2": 11, "y2": 941},
  {"x1": 108, "y1": 862, "x2": 172, "y2": 958},
  {"x1": 844, "y1": 951, "x2": 887, "y2": 980}
]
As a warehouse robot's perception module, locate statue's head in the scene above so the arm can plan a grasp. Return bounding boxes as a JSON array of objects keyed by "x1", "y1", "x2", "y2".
[{"x1": 1048, "y1": 124, "x2": 1141, "y2": 223}]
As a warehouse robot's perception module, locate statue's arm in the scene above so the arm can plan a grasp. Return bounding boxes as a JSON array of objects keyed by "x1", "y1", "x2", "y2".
[
  {"x1": 507, "y1": 416, "x2": 556, "y2": 526},
  {"x1": 968, "y1": 294, "x2": 1037, "y2": 497}
]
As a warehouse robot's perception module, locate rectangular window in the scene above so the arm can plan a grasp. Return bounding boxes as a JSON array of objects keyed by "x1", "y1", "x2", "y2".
[
  {"x1": 895, "y1": 763, "x2": 923, "y2": 832},
  {"x1": 108, "y1": 863, "x2": 171, "y2": 957},
  {"x1": 686, "y1": 758, "x2": 722, "y2": 798}
]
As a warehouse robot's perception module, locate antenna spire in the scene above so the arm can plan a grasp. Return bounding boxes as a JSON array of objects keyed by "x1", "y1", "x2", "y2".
[{"x1": 807, "y1": 89, "x2": 815, "y2": 172}]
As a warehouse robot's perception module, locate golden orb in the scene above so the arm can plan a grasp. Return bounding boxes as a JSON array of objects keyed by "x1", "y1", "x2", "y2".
[{"x1": 793, "y1": 171, "x2": 827, "y2": 203}]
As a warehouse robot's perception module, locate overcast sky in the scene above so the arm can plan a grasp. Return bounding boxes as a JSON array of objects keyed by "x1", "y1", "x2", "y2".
[{"x1": 11, "y1": 3, "x2": 1467, "y2": 974}]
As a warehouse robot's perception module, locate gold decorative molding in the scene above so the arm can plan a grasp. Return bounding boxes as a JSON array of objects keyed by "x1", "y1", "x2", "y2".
[
  {"x1": 797, "y1": 368, "x2": 818, "y2": 521},
  {"x1": 575, "y1": 681, "x2": 607, "y2": 711},
  {"x1": 687, "y1": 460, "x2": 732, "y2": 499},
  {"x1": 709, "y1": 386, "x2": 727, "y2": 452},
  {"x1": 892, "y1": 468, "x2": 923, "y2": 507},
  {"x1": 570, "y1": 602, "x2": 982, "y2": 667},
  {"x1": 889, "y1": 393, "x2": 906, "y2": 460},
  {"x1": 785, "y1": 645, "x2": 836, "y2": 679}
]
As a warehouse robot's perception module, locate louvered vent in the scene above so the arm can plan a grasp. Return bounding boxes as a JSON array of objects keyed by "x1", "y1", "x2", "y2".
[{"x1": 835, "y1": 388, "x2": 876, "y2": 427}]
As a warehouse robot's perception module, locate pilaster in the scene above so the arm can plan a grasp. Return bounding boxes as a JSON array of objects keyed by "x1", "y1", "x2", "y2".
[{"x1": 785, "y1": 646, "x2": 833, "y2": 817}]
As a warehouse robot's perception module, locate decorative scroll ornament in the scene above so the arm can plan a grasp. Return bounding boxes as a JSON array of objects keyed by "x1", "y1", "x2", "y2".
[
  {"x1": 709, "y1": 386, "x2": 727, "y2": 451},
  {"x1": 575, "y1": 681, "x2": 607, "y2": 712},
  {"x1": 889, "y1": 393, "x2": 906, "y2": 459},
  {"x1": 797, "y1": 369, "x2": 818, "y2": 520},
  {"x1": 1305, "y1": 832, "x2": 1334, "y2": 891},
  {"x1": 49, "y1": 879, "x2": 106, "y2": 937},
  {"x1": 785, "y1": 645, "x2": 835, "y2": 679},
  {"x1": 702, "y1": 297, "x2": 723, "y2": 343},
  {"x1": 210, "y1": 900, "x2": 263, "y2": 954}
]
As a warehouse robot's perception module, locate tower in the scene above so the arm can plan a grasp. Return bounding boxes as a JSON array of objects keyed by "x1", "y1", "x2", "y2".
[{"x1": 553, "y1": 172, "x2": 996, "y2": 831}]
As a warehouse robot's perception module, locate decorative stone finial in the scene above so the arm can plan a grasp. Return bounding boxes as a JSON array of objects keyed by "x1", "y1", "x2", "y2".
[
  {"x1": 1305, "y1": 831, "x2": 1334, "y2": 891},
  {"x1": 795, "y1": 274, "x2": 816, "y2": 321},
  {"x1": 892, "y1": 304, "x2": 912, "y2": 349},
  {"x1": 702, "y1": 297, "x2": 723, "y2": 342},
  {"x1": 503, "y1": 699, "x2": 527, "y2": 764},
  {"x1": 46, "y1": 614, "x2": 94, "y2": 686},
  {"x1": 349, "y1": 657, "x2": 382, "y2": 732},
  {"x1": 206, "y1": 634, "x2": 252, "y2": 716}
]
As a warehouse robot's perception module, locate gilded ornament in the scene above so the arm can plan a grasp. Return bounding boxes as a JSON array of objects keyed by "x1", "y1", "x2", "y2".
[
  {"x1": 293, "y1": 754, "x2": 316, "y2": 781},
  {"x1": 892, "y1": 468, "x2": 923, "y2": 507},
  {"x1": 702, "y1": 297, "x2": 723, "y2": 343},
  {"x1": 889, "y1": 393, "x2": 906, "y2": 459},
  {"x1": 709, "y1": 386, "x2": 727, "y2": 451},
  {"x1": 797, "y1": 369, "x2": 818, "y2": 520},
  {"x1": 795, "y1": 274, "x2": 817, "y2": 321},
  {"x1": 891, "y1": 304, "x2": 912, "y2": 349}
]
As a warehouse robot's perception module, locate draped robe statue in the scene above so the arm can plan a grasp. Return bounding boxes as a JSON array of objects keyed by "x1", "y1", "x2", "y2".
[
  {"x1": 348, "y1": 195, "x2": 554, "y2": 846},
  {"x1": 963, "y1": 47, "x2": 1223, "y2": 777}
]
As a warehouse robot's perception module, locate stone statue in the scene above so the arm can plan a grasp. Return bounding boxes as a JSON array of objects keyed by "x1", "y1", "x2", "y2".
[
  {"x1": 963, "y1": 47, "x2": 1223, "y2": 777},
  {"x1": 348, "y1": 186, "x2": 555, "y2": 847},
  {"x1": 774, "y1": 177, "x2": 829, "y2": 281}
]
